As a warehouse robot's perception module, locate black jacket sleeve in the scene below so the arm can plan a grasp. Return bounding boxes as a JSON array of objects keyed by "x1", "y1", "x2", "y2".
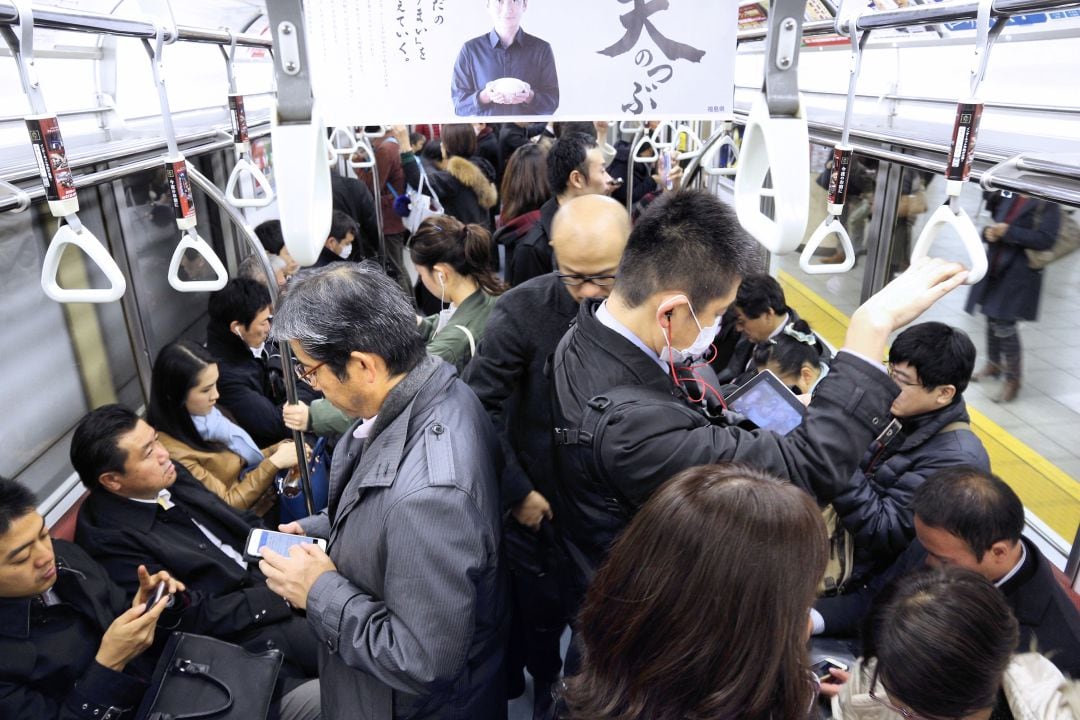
[
  {"x1": 216, "y1": 365, "x2": 289, "y2": 447},
  {"x1": 509, "y1": 233, "x2": 553, "y2": 287},
  {"x1": 0, "y1": 661, "x2": 147, "y2": 720}
]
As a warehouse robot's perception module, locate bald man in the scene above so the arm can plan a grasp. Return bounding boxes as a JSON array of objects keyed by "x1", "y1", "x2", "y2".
[{"x1": 463, "y1": 194, "x2": 630, "y2": 715}]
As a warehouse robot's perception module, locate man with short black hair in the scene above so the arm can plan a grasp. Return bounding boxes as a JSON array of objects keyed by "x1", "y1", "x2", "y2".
[
  {"x1": 814, "y1": 467, "x2": 1080, "y2": 677},
  {"x1": 206, "y1": 278, "x2": 315, "y2": 447},
  {"x1": 718, "y1": 274, "x2": 806, "y2": 383},
  {"x1": 71, "y1": 406, "x2": 322, "y2": 696},
  {"x1": 0, "y1": 476, "x2": 184, "y2": 720},
  {"x1": 254, "y1": 219, "x2": 299, "y2": 276},
  {"x1": 551, "y1": 189, "x2": 968, "y2": 624},
  {"x1": 314, "y1": 210, "x2": 360, "y2": 268},
  {"x1": 507, "y1": 132, "x2": 614, "y2": 286},
  {"x1": 259, "y1": 262, "x2": 507, "y2": 719},
  {"x1": 823, "y1": 322, "x2": 989, "y2": 591}
]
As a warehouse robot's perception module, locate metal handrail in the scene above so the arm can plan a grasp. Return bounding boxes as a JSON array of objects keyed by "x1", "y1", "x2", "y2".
[
  {"x1": 737, "y1": 0, "x2": 1080, "y2": 42},
  {"x1": 0, "y1": 2, "x2": 273, "y2": 48}
]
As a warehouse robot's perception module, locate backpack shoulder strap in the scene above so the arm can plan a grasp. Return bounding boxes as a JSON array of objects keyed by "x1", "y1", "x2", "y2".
[{"x1": 938, "y1": 421, "x2": 971, "y2": 435}]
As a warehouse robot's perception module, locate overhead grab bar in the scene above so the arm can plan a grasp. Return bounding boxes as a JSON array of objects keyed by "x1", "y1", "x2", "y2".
[
  {"x1": 800, "y1": 14, "x2": 868, "y2": 275},
  {"x1": 0, "y1": 177, "x2": 30, "y2": 213},
  {"x1": 143, "y1": 19, "x2": 228, "y2": 292},
  {"x1": 909, "y1": 0, "x2": 1003, "y2": 285},
  {"x1": 735, "y1": 0, "x2": 810, "y2": 256},
  {"x1": 219, "y1": 29, "x2": 274, "y2": 209},
  {"x1": 265, "y1": 0, "x2": 332, "y2": 268},
  {"x1": 2, "y1": 0, "x2": 126, "y2": 303}
]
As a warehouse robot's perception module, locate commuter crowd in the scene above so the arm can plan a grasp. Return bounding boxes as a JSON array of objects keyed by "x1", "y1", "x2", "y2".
[{"x1": 2, "y1": 118, "x2": 1078, "y2": 720}]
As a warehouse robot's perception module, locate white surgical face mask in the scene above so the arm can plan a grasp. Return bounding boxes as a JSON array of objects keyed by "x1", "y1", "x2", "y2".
[
  {"x1": 659, "y1": 300, "x2": 720, "y2": 364},
  {"x1": 434, "y1": 273, "x2": 454, "y2": 334},
  {"x1": 335, "y1": 243, "x2": 353, "y2": 260}
]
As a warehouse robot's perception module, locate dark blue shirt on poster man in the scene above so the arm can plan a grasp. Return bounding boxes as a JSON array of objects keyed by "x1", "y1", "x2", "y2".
[{"x1": 452, "y1": 29, "x2": 559, "y2": 116}]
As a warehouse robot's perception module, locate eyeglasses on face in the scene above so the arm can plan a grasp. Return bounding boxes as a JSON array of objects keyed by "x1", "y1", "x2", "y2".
[
  {"x1": 556, "y1": 272, "x2": 616, "y2": 288},
  {"x1": 293, "y1": 360, "x2": 326, "y2": 386}
]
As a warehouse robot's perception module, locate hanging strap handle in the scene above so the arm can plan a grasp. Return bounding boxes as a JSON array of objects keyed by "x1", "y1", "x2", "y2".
[
  {"x1": 702, "y1": 133, "x2": 739, "y2": 177},
  {"x1": 328, "y1": 126, "x2": 360, "y2": 157},
  {"x1": 672, "y1": 124, "x2": 704, "y2": 161},
  {"x1": 909, "y1": 203, "x2": 988, "y2": 285},
  {"x1": 168, "y1": 229, "x2": 229, "y2": 292},
  {"x1": 0, "y1": 0, "x2": 45, "y2": 114},
  {"x1": 800, "y1": 216, "x2": 856, "y2": 275},
  {"x1": 349, "y1": 134, "x2": 377, "y2": 170},
  {"x1": 41, "y1": 222, "x2": 128, "y2": 303},
  {"x1": 218, "y1": 28, "x2": 239, "y2": 95},
  {"x1": 225, "y1": 158, "x2": 274, "y2": 208}
]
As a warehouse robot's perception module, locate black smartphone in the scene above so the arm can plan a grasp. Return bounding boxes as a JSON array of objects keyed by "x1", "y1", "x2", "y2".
[
  {"x1": 144, "y1": 580, "x2": 167, "y2": 613},
  {"x1": 811, "y1": 657, "x2": 849, "y2": 683}
]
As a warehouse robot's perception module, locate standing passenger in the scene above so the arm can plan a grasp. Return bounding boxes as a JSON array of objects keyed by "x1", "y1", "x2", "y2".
[
  {"x1": 464, "y1": 194, "x2": 631, "y2": 716},
  {"x1": 259, "y1": 263, "x2": 507, "y2": 720}
]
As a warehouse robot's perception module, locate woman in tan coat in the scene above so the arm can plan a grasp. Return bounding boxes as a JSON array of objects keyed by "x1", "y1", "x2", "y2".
[{"x1": 149, "y1": 340, "x2": 300, "y2": 516}]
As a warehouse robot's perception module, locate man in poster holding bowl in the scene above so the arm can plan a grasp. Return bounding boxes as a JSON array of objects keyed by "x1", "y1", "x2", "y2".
[{"x1": 452, "y1": 0, "x2": 560, "y2": 116}]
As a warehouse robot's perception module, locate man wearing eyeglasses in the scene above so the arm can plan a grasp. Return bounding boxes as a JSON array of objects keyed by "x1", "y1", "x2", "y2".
[
  {"x1": 463, "y1": 194, "x2": 630, "y2": 717},
  {"x1": 452, "y1": 0, "x2": 559, "y2": 117}
]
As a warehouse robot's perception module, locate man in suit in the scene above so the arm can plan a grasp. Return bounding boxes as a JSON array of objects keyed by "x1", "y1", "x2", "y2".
[
  {"x1": 71, "y1": 405, "x2": 320, "y2": 689},
  {"x1": 813, "y1": 466, "x2": 1080, "y2": 678}
]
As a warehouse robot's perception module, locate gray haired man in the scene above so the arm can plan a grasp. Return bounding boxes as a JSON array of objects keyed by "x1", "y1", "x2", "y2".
[{"x1": 258, "y1": 262, "x2": 507, "y2": 720}]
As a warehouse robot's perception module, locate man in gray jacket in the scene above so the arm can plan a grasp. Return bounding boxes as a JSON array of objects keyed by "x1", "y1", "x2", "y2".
[{"x1": 259, "y1": 262, "x2": 507, "y2": 719}]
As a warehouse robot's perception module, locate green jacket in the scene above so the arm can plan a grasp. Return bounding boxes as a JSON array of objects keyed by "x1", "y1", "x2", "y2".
[{"x1": 419, "y1": 290, "x2": 499, "y2": 373}]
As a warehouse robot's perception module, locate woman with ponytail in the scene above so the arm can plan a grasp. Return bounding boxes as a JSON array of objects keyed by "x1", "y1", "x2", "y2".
[{"x1": 410, "y1": 215, "x2": 508, "y2": 371}]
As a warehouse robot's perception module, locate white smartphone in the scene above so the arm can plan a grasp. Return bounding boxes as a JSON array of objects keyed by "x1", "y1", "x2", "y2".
[{"x1": 244, "y1": 528, "x2": 327, "y2": 562}]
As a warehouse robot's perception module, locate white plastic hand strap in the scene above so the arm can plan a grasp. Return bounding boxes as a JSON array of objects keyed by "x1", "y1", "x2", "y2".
[
  {"x1": 328, "y1": 126, "x2": 360, "y2": 157},
  {"x1": 702, "y1": 133, "x2": 739, "y2": 177},
  {"x1": 0, "y1": 178, "x2": 31, "y2": 213},
  {"x1": 225, "y1": 158, "x2": 274, "y2": 208},
  {"x1": 910, "y1": 204, "x2": 987, "y2": 285},
  {"x1": 800, "y1": 217, "x2": 855, "y2": 275},
  {"x1": 631, "y1": 135, "x2": 661, "y2": 165},
  {"x1": 649, "y1": 120, "x2": 679, "y2": 149},
  {"x1": 672, "y1": 124, "x2": 704, "y2": 160},
  {"x1": 272, "y1": 107, "x2": 331, "y2": 267},
  {"x1": 363, "y1": 126, "x2": 388, "y2": 138},
  {"x1": 619, "y1": 120, "x2": 644, "y2": 138},
  {"x1": 349, "y1": 136, "x2": 376, "y2": 170},
  {"x1": 41, "y1": 222, "x2": 127, "y2": 303},
  {"x1": 734, "y1": 94, "x2": 809, "y2": 255},
  {"x1": 168, "y1": 230, "x2": 228, "y2": 292}
]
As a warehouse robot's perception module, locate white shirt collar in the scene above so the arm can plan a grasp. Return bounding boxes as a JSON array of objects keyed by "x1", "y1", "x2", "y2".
[{"x1": 994, "y1": 541, "x2": 1027, "y2": 588}]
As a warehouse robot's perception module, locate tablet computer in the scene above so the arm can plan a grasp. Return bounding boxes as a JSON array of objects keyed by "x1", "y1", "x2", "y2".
[{"x1": 725, "y1": 369, "x2": 807, "y2": 436}]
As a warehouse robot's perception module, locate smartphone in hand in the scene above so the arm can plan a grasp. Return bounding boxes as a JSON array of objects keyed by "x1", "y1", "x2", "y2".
[
  {"x1": 143, "y1": 581, "x2": 168, "y2": 614},
  {"x1": 244, "y1": 528, "x2": 327, "y2": 563}
]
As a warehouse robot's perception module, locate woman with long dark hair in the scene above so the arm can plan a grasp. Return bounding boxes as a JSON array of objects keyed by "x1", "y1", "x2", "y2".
[
  {"x1": 411, "y1": 215, "x2": 507, "y2": 372},
  {"x1": 563, "y1": 463, "x2": 829, "y2": 720},
  {"x1": 493, "y1": 143, "x2": 550, "y2": 277},
  {"x1": 148, "y1": 340, "x2": 300, "y2": 515}
]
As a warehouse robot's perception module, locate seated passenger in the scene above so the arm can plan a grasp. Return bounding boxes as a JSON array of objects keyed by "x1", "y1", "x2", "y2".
[
  {"x1": 238, "y1": 252, "x2": 289, "y2": 291},
  {"x1": 750, "y1": 318, "x2": 830, "y2": 395},
  {"x1": 814, "y1": 467, "x2": 1080, "y2": 678},
  {"x1": 825, "y1": 322, "x2": 989, "y2": 591},
  {"x1": 205, "y1": 278, "x2": 315, "y2": 447},
  {"x1": 411, "y1": 215, "x2": 507, "y2": 372},
  {"x1": 718, "y1": 273, "x2": 830, "y2": 384},
  {"x1": 148, "y1": 340, "x2": 302, "y2": 515},
  {"x1": 833, "y1": 567, "x2": 1073, "y2": 718},
  {"x1": 563, "y1": 464, "x2": 830, "y2": 720},
  {"x1": 71, "y1": 405, "x2": 320, "y2": 685},
  {"x1": 313, "y1": 210, "x2": 359, "y2": 268},
  {"x1": 254, "y1": 219, "x2": 300, "y2": 277},
  {"x1": 0, "y1": 477, "x2": 182, "y2": 720},
  {"x1": 551, "y1": 188, "x2": 967, "y2": 626},
  {"x1": 463, "y1": 194, "x2": 631, "y2": 713}
]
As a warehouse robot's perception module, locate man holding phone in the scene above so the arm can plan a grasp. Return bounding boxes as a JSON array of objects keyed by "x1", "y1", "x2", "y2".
[{"x1": 0, "y1": 476, "x2": 184, "y2": 720}]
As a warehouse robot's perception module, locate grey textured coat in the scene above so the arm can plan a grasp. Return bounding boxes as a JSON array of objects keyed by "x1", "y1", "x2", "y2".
[{"x1": 299, "y1": 356, "x2": 507, "y2": 720}]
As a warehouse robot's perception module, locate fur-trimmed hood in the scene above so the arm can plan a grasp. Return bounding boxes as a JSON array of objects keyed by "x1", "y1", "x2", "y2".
[{"x1": 447, "y1": 156, "x2": 498, "y2": 210}]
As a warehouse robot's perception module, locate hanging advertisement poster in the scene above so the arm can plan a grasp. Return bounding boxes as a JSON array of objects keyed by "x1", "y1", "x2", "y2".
[{"x1": 305, "y1": 0, "x2": 738, "y2": 125}]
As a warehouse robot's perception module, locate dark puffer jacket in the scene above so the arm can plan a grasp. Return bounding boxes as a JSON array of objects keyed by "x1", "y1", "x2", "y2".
[
  {"x1": 551, "y1": 300, "x2": 901, "y2": 603},
  {"x1": 404, "y1": 155, "x2": 498, "y2": 229},
  {"x1": 829, "y1": 398, "x2": 990, "y2": 585}
]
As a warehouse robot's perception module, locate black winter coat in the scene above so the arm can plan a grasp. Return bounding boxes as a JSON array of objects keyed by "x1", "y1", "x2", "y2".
[
  {"x1": 607, "y1": 140, "x2": 657, "y2": 207},
  {"x1": 0, "y1": 542, "x2": 156, "y2": 720},
  {"x1": 331, "y1": 173, "x2": 380, "y2": 261},
  {"x1": 815, "y1": 537, "x2": 1080, "y2": 678},
  {"x1": 551, "y1": 300, "x2": 901, "y2": 601},
  {"x1": 404, "y1": 155, "x2": 498, "y2": 229},
  {"x1": 75, "y1": 468, "x2": 319, "y2": 679},
  {"x1": 965, "y1": 195, "x2": 1060, "y2": 322},
  {"x1": 506, "y1": 197, "x2": 558, "y2": 287},
  {"x1": 830, "y1": 398, "x2": 989, "y2": 584}
]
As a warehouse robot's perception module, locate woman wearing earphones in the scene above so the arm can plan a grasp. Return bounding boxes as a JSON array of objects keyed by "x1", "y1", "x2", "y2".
[{"x1": 411, "y1": 215, "x2": 507, "y2": 372}]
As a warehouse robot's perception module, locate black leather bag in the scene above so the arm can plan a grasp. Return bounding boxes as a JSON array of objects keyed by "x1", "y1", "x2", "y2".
[{"x1": 137, "y1": 632, "x2": 282, "y2": 720}]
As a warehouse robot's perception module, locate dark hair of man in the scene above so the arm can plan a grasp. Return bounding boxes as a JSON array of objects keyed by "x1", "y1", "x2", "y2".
[
  {"x1": 499, "y1": 143, "x2": 550, "y2": 223},
  {"x1": 867, "y1": 567, "x2": 1018, "y2": 719},
  {"x1": 270, "y1": 261, "x2": 426, "y2": 379},
  {"x1": 148, "y1": 341, "x2": 225, "y2": 455},
  {"x1": 409, "y1": 131, "x2": 426, "y2": 146},
  {"x1": 563, "y1": 463, "x2": 829, "y2": 720},
  {"x1": 0, "y1": 477, "x2": 36, "y2": 535},
  {"x1": 547, "y1": 132, "x2": 598, "y2": 196},
  {"x1": 734, "y1": 273, "x2": 789, "y2": 319},
  {"x1": 254, "y1": 219, "x2": 284, "y2": 255},
  {"x1": 615, "y1": 189, "x2": 758, "y2": 311},
  {"x1": 440, "y1": 123, "x2": 477, "y2": 160},
  {"x1": 910, "y1": 467, "x2": 1024, "y2": 561},
  {"x1": 751, "y1": 319, "x2": 825, "y2": 377},
  {"x1": 889, "y1": 321, "x2": 977, "y2": 396},
  {"x1": 330, "y1": 209, "x2": 360, "y2": 243},
  {"x1": 70, "y1": 404, "x2": 140, "y2": 491},
  {"x1": 207, "y1": 277, "x2": 272, "y2": 330},
  {"x1": 554, "y1": 121, "x2": 598, "y2": 140},
  {"x1": 410, "y1": 215, "x2": 507, "y2": 297},
  {"x1": 421, "y1": 139, "x2": 443, "y2": 165}
]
